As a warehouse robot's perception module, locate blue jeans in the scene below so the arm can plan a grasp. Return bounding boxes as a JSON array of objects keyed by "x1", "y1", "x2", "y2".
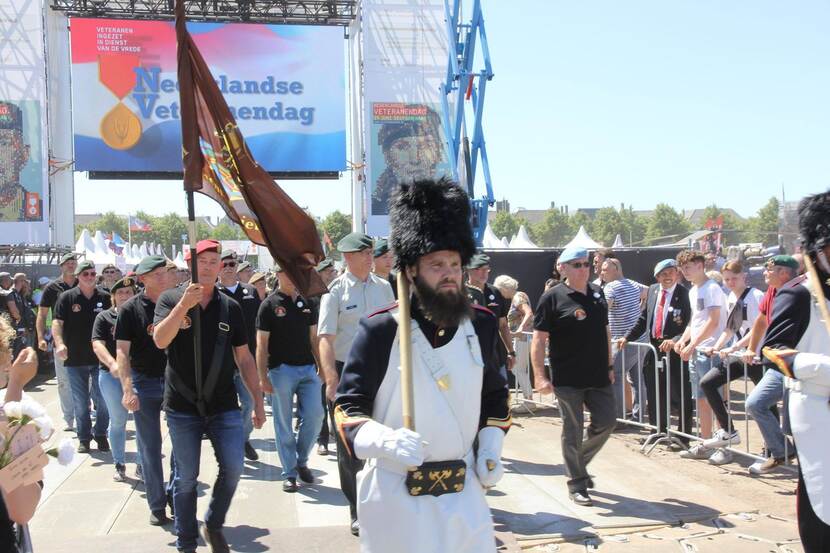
[
  {"x1": 233, "y1": 371, "x2": 254, "y2": 440},
  {"x1": 66, "y1": 364, "x2": 108, "y2": 442},
  {"x1": 268, "y1": 364, "x2": 324, "y2": 479},
  {"x1": 746, "y1": 369, "x2": 789, "y2": 459},
  {"x1": 54, "y1": 354, "x2": 75, "y2": 427},
  {"x1": 166, "y1": 409, "x2": 245, "y2": 550},
  {"x1": 688, "y1": 352, "x2": 715, "y2": 400},
  {"x1": 97, "y1": 369, "x2": 136, "y2": 466},
  {"x1": 132, "y1": 373, "x2": 166, "y2": 512}
]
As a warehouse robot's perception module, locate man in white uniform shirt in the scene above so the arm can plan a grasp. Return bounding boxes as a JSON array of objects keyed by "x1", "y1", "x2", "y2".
[{"x1": 317, "y1": 231, "x2": 394, "y2": 536}]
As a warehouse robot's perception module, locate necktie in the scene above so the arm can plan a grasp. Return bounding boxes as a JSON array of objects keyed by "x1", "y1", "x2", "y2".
[{"x1": 654, "y1": 289, "x2": 668, "y2": 339}]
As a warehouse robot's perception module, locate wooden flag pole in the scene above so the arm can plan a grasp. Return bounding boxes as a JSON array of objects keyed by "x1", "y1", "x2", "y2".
[
  {"x1": 397, "y1": 272, "x2": 415, "y2": 431},
  {"x1": 186, "y1": 191, "x2": 204, "y2": 415}
]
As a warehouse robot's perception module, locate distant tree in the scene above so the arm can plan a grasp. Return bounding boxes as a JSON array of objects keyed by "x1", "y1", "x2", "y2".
[
  {"x1": 151, "y1": 213, "x2": 190, "y2": 256},
  {"x1": 321, "y1": 211, "x2": 353, "y2": 255},
  {"x1": 489, "y1": 211, "x2": 520, "y2": 242},
  {"x1": 75, "y1": 211, "x2": 129, "y2": 241},
  {"x1": 211, "y1": 222, "x2": 246, "y2": 241},
  {"x1": 646, "y1": 204, "x2": 689, "y2": 244},
  {"x1": 701, "y1": 204, "x2": 743, "y2": 246},
  {"x1": 591, "y1": 207, "x2": 627, "y2": 247},
  {"x1": 569, "y1": 212, "x2": 594, "y2": 238},
  {"x1": 532, "y1": 209, "x2": 572, "y2": 247},
  {"x1": 620, "y1": 208, "x2": 647, "y2": 246},
  {"x1": 744, "y1": 197, "x2": 780, "y2": 244}
]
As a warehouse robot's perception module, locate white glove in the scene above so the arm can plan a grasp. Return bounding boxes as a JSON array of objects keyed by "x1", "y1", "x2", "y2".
[
  {"x1": 475, "y1": 426, "x2": 505, "y2": 488},
  {"x1": 353, "y1": 419, "x2": 425, "y2": 467}
]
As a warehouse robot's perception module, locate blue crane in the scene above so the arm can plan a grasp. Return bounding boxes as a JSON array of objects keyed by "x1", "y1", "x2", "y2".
[{"x1": 441, "y1": 0, "x2": 495, "y2": 246}]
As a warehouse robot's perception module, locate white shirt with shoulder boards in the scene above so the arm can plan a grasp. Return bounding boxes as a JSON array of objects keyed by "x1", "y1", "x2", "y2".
[
  {"x1": 689, "y1": 279, "x2": 727, "y2": 348},
  {"x1": 604, "y1": 278, "x2": 646, "y2": 339},
  {"x1": 727, "y1": 286, "x2": 764, "y2": 340},
  {"x1": 317, "y1": 271, "x2": 395, "y2": 362}
]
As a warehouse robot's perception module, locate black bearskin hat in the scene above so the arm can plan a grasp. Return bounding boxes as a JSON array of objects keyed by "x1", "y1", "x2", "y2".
[
  {"x1": 389, "y1": 177, "x2": 476, "y2": 270},
  {"x1": 797, "y1": 189, "x2": 830, "y2": 253}
]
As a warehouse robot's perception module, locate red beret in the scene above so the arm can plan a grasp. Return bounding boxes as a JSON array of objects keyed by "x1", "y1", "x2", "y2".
[{"x1": 184, "y1": 239, "x2": 221, "y2": 261}]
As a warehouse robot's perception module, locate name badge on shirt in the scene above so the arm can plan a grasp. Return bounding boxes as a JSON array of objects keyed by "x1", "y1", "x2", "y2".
[
  {"x1": 275, "y1": 306, "x2": 286, "y2": 317},
  {"x1": 573, "y1": 308, "x2": 587, "y2": 321},
  {"x1": 345, "y1": 304, "x2": 357, "y2": 311}
]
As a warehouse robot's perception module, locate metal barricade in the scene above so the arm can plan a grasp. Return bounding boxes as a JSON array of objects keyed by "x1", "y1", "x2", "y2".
[
  {"x1": 510, "y1": 332, "x2": 556, "y2": 413},
  {"x1": 617, "y1": 341, "x2": 661, "y2": 434}
]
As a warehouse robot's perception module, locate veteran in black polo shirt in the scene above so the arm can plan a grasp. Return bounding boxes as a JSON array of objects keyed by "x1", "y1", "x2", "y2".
[
  {"x1": 217, "y1": 250, "x2": 262, "y2": 461},
  {"x1": 52, "y1": 260, "x2": 111, "y2": 453},
  {"x1": 531, "y1": 246, "x2": 616, "y2": 508},
  {"x1": 115, "y1": 255, "x2": 174, "y2": 525},
  {"x1": 256, "y1": 265, "x2": 324, "y2": 493},
  {"x1": 153, "y1": 240, "x2": 265, "y2": 553}
]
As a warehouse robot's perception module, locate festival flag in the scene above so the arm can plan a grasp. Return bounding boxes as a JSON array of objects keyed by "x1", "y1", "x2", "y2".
[
  {"x1": 174, "y1": 0, "x2": 325, "y2": 296},
  {"x1": 129, "y1": 215, "x2": 152, "y2": 232}
]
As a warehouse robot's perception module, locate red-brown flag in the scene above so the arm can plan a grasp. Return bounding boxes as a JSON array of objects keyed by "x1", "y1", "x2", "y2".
[{"x1": 175, "y1": 0, "x2": 326, "y2": 297}]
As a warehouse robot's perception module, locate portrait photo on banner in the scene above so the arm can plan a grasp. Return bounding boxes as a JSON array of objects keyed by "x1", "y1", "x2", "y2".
[{"x1": 0, "y1": 100, "x2": 43, "y2": 222}]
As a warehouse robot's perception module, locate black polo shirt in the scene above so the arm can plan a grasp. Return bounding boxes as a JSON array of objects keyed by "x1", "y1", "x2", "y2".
[
  {"x1": 155, "y1": 287, "x2": 248, "y2": 415},
  {"x1": 92, "y1": 309, "x2": 118, "y2": 369},
  {"x1": 114, "y1": 292, "x2": 168, "y2": 377},
  {"x1": 533, "y1": 282, "x2": 611, "y2": 389},
  {"x1": 466, "y1": 282, "x2": 509, "y2": 364},
  {"x1": 218, "y1": 281, "x2": 261, "y2": 354},
  {"x1": 53, "y1": 286, "x2": 111, "y2": 366},
  {"x1": 256, "y1": 291, "x2": 318, "y2": 368},
  {"x1": 39, "y1": 277, "x2": 77, "y2": 310}
]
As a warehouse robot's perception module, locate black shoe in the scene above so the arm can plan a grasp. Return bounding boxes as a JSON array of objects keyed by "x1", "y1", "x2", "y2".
[
  {"x1": 149, "y1": 510, "x2": 170, "y2": 526},
  {"x1": 200, "y1": 524, "x2": 230, "y2": 553},
  {"x1": 113, "y1": 463, "x2": 127, "y2": 482},
  {"x1": 77, "y1": 440, "x2": 91, "y2": 454},
  {"x1": 586, "y1": 477, "x2": 595, "y2": 489},
  {"x1": 282, "y1": 478, "x2": 298, "y2": 493},
  {"x1": 134, "y1": 464, "x2": 144, "y2": 482},
  {"x1": 95, "y1": 436, "x2": 110, "y2": 452},
  {"x1": 297, "y1": 466, "x2": 314, "y2": 484},
  {"x1": 244, "y1": 441, "x2": 259, "y2": 461},
  {"x1": 569, "y1": 490, "x2": 593, "y2": 507},
  {"x1": 317, "y1": 443, "x2": 329, "y2": 456},
  {"x1": 350, "y1": 518, "x2": 360, "y2": 537}
]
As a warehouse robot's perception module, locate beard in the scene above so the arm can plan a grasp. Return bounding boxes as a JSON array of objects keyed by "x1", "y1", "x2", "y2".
[{"x1": 412, "y1": 274, "x2": 471, "y2": 328}]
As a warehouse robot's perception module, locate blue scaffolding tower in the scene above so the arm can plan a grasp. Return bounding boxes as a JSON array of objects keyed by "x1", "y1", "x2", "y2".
[{"x1": 441, "y1": 0, "x2": 495, "y2": 246}]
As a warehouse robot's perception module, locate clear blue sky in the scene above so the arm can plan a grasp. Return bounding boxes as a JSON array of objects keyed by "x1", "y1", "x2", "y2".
[{"x1": 75, "y1": 1, "x2": 830, "y2": 221}]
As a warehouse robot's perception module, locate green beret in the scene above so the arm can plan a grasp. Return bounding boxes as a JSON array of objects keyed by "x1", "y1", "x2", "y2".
[
  {"x1": 110, "y1": 276, "x2": 137, "y2": 294},
  {"x1": 337, "y1": 232, "x2": 373, "y2": 253},
  {"x1": 237, "y1": 261, "x2": 251, "y2": 273},
  {"x1": 316, "y1": 258, "x2": 334, "y2": 272},
  {"x1": 74, "y1": 260, "x2": 95, "y2": 275},
  {"x1": 769, "y1": 255, "x2": 799, "y2": 270},
  {"x1": 60, "y1": 253, "x2": 79, "y2": 265},
  {"x1": 135, "y1": 255, "x2": 167, "y2": 275},
  {"x1": 467, "y1": 253, "x2": 491, "y2": 269},
  {"x1": 373, "y1": 238, "x2": 389, "y2": 258}
]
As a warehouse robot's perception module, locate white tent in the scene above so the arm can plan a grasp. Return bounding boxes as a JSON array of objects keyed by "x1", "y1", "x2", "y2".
[
  {"x1": 173, "y1": 252, "x2": 187, "y2": 269},
  {"x1": 509, "y1": 225, "x2": 539, "y2": 249},
  {"x1": 74, "y1": 229, "x2": 96, "y2": 258},
  {"x1": 482, "y1": 225, "x2": 504, "y2": 249},
  {"x1": 138, "y1": 242, "x2": 149, "y2": 258},
  {"x1": 612, "y1": 234, "x2": 625, "y2": 248},
  {"x1": 564, "y1": 226, "x2": 603, "y2": 250},
  {"x1": 500, "y1": 237, "x2": 510, "y2": 248}
]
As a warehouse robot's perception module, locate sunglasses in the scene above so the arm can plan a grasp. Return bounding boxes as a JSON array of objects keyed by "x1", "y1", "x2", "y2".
[
  {"x1": 567, "y1": 262, "x2": 591, "y2": 269},
  {"x1": 80, "y1": 270, "x2": 97, "y2": 277},
  {"x1": 103, "y1": 270, "x2": 117, "y2": 275},
  {"x1": 223, "y1": 261, "x2": 237, "y2": 268}
]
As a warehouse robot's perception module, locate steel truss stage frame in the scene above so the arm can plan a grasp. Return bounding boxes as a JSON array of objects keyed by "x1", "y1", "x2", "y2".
[{"x1": 49, "y1": 0, "x2": 357, "y2": 25}]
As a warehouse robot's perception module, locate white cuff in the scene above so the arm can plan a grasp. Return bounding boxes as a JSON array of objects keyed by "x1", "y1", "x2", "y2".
[{"x1": 794, "y1": 353, "x2": 830, "y2": 387}]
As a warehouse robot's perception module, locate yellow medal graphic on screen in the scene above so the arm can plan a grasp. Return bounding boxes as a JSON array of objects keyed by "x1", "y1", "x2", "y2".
[{"x1": 98, "y1": 54, "x2": 143, "y2": 150}]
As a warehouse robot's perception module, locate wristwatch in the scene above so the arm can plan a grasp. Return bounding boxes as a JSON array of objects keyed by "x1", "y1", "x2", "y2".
[{"x1": 507, "y1": 351, "x2": 516, "y2": 358}]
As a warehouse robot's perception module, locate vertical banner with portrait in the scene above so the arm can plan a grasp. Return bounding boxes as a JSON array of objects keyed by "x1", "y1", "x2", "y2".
[
  {"x1": 362, "y1": 0, "x2": 450, "y2": 236},
  {"x1": 0, "y1": 0, "x2": 49, "y2": 243}
]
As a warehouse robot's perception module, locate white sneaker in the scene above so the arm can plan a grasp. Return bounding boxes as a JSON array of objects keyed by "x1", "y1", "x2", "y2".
[
  {"x1": 708, "y1": 448, "x2": 733, "y2": 465},
  {"x1": 679, "y1": 443, "x2": 714, "y2": 459},
  {"x1": 702, "y1": 428, "x2": 741, "y2": 448}
]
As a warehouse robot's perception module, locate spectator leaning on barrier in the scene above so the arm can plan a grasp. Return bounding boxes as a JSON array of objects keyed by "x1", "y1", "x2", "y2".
[
  {"x1": 674, "y1": 249, "x2": 727, "y2": 456},
  {"x1": 532, "y1": 246, "x2": 616, "y2": 507},
  {"x1": 698, "y1": 260, "x2": 767, "y2": 466},
  {"x1": 743, "y1": 255, "x2": 802, "y2": 475},
  {"x1": 602, "y1": 257, "x2": 648, "y2": 420},
  {"x1": 620, "y1": 259, "x2": 693, "y2": 443}
]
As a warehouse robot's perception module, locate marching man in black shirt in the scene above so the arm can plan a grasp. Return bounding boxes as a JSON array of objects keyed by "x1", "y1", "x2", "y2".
[
  {"x1": 466, "y1": 253, "x2": 516, "y2": 374},
  {"x1": 531, "y1": 246, "x2": 616, "y2": 507},
  {"x1": 256, "y1": 265, "x2": 324, "y2": 493},
  {"x1": 334, "y1": 178, "x2": 510, "y2": 552},
  {"x1": 52, "y1": 260, "x2": 112, "y2": 453},
  {"x1": 217, "y1": 250, "x2": 261, "y2": 462},
  {"x1": 153, "y1": 240, "x2": 265, "y2": 553},
  {"x1": 116, "y1": 255, "x2": 175, "y2": 525},
  {"x1": 36, "y1": 252, "x2": 78, "y2": 430}
]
